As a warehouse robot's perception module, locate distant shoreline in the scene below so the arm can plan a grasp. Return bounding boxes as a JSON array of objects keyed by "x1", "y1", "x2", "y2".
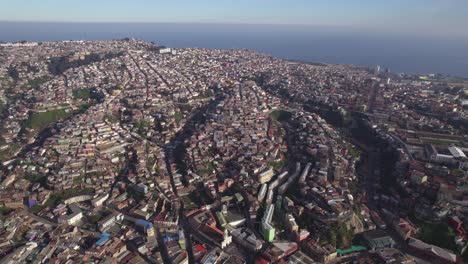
[
  {"x1": 285, "y1": 59, "x2": 328, "y2": 67},
  {"x1": 0, "y1": 23, "x2": 467, "y2": 77},
  {"x1": 2, "y1": 39, "x2": 467, "y2": 80}
]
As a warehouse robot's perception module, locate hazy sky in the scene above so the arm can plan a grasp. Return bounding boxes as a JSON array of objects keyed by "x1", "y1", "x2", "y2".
[{"x1": 1, "y1": 0, "x2": 467, "y2": 37}]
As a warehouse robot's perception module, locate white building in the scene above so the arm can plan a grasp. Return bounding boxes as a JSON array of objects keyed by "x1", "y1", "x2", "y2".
[
  {"x1": 448, "y1": 146, "x2": 466, "y2": 159},
  {"x1": 159, "y1": 48, "x2": 172, "y2": 54},
  {"x1": 92, "y1": 193, "x2": 109, "y2": 207},
  {"x1": 58, "y1": 203, "x2": 83, "y2": 225}
]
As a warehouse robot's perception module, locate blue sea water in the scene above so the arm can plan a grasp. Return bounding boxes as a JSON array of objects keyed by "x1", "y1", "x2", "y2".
[{"x1": 1, "y1": 22, "x2": 467, "y2": 77}]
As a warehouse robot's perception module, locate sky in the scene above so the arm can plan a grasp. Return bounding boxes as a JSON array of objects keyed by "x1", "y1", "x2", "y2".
[{"x1": 0, "y1": 0, "x2": 467, "y2": 38}]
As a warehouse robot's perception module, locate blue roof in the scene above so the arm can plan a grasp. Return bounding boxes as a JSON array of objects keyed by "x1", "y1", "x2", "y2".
[
  {"x1": 135, "y1": 219, "x2": 153, "y2": 229},
  {"x1": 28, "y1": 199, "x2": 37, "y2": 207},
  {"x1": 96, "y1": 233, "x2": 111, "y2": 246}
]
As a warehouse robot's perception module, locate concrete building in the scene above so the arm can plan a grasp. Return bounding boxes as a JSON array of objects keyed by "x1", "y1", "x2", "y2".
[
  {"x1": 231, "y1": 228, "x2": 263, "y2": 252},
  {"x1": 98, "y1": 212, "x2": 122, "y2": 232},
  {"x1": 261, "y1": 204, "x2": 275, "y2": 242},
  {"x1": 92, "y1": 193, "x2": 109, "y2": 207},
  {"x1": 258, "y1": 168, "x2": 275, "y2": 184},
  {"x1": 57, "y1": 203, "x2": 83, "y2": 225},
  {"x1": 258, "y1": 184, "x2": 267, "y2": 202},
  {"x1": 360, "y1": 230, "x2": 396, "y2": 250},
  {"x1": 285, "y1": 214, "x2": 299, "y2": 232}
]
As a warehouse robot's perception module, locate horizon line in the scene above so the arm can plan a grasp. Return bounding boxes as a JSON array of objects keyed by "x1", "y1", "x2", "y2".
[
  {"x1": 0, "y1": 20, "x2": 346, "y2": 27},
  {"x1": 1, "y1": 20, "x2": 467, "y2": 41}
]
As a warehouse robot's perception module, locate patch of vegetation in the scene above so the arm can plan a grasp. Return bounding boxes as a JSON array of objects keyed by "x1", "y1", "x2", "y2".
[
  {"x1": 73, "y1": 176, "x2": 83, "y2": 184},
  {"x1": 324, "y1": 222, "x2": 355, "y2": 248},
  {"x1": 409, "y1": 213, "x2": 461, "y2": 254},
  {"x1": 174, "y1": 112, "x2": 184, "y2": 125},
  {"x1": 353, "y1": 204, "x2": 365, "y2": 222},
  {"x1": 348, "y1": 146, "x2": 361, "y2": 159},
  {"x1": 197, "y1": 162, "x2": 214, "y2": 176},
  {"x1": 193, "y1": 90, "x2": 214, "y2": 99},
  {"x1": 25, "y1": 109, "x2": 72, "y2": 132},
  {"x1": 72, "y1": 88, "x2": 92, "y2": 100},
  {"x1": 0, "y1": 206, "x2": 13, "y2": 216},
  {"x1": 270, "y1": 155, "x2": 287, "y2": 171},
  {"x1": 78, "y1": 102, "x2": 93, "y2": 113},
  {"x1": 24, "y1": 173, "x2": 46, "y2": 186},
  {"x1": 105, "y1": 113, "x2": 119, "y2": 123},
  {"x1": 45, "y1": 187, "x2": 94, "y2": 207},
  {"x1": 30, "y1": 205, "x2": 45, "y2": 214},
  {"x1": 270, "y1": 109, "x2": 292, "y2": 122},
  {"x1": 27, "y1": 76, "x2": 50, "y2": 89},
  {"x1": 135, "y1": 119, "x2": 151, "y2": 130},
  {"x1": 89, "y1": 213, "x2": 103, "y2": 224},
  {"x1": 420, "y1": 137, "x2": 461, "y2": 146},
  {"x1": 0, "y1": 143, "x2": 19, "y2": 162},
  {"x1": 451, "y1": 169, "x2": 465, "y2": 177},
  {"x1": 45, "y1": 193, "x2": 64, "y2": 207},
  {"x1": 417, "y1": 221, "x2": 458, "y2": 253},
  {"x1": 181, "y1": 191, "x2": 205, "y2": 210}
]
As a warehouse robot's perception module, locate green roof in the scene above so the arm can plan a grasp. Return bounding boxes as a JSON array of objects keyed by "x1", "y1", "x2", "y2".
[
  {"x1": 215, "y1": 212, "x2": 227, "y2": 227},
  {"x1": 337, "y1": 245, "x2": 366, "y2": 256}
]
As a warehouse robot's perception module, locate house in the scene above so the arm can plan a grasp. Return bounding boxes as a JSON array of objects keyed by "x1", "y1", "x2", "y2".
[{"x1": 392, "y1": 218, "x2": 418, "y2": 240}]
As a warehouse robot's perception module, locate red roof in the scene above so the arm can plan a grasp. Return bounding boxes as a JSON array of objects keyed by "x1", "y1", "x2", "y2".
[
  {"x1": 195, "y1": 244, "x2": 206, "y2": 252},
  {"x1": 255, "y1": 257, "x2": 270, "y2": 264}
]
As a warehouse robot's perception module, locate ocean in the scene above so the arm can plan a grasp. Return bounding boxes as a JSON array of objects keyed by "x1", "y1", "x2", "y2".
[{"x1": 1, "y1": 22, "x2": 467, "y2": 77}]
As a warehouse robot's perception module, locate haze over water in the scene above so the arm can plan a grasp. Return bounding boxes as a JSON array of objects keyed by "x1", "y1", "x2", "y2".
[{"x1": 1, "y1": 22, "x2": 467, "y2": 77}]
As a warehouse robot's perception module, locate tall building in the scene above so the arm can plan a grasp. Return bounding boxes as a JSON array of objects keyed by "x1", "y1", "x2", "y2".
[
  {"x1": 147, "y1": 226, "x2": 158, "y2": 248},
  {"x1": 178, "y1": 229, "x2": 186, "y2": 250},
  {"x1": 258, "y1": 168, "x2": 275, "y2": 184},
  {"x1": 261, "y1": 204, "x2": 276, "y2": 242},
  {"x1": 375, "y1": 65, "x2": 381, "y2": 75}
]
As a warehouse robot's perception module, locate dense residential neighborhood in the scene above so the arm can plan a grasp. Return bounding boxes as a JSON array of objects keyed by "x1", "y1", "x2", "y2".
[{"x1": 0, "y1": 39, "x2": 467, "y2": 263}]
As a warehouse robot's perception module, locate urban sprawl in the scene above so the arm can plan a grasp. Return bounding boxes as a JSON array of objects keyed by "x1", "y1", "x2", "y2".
[{"x1": 0, "y1": 39, "x2": 467, "y2": 264}]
